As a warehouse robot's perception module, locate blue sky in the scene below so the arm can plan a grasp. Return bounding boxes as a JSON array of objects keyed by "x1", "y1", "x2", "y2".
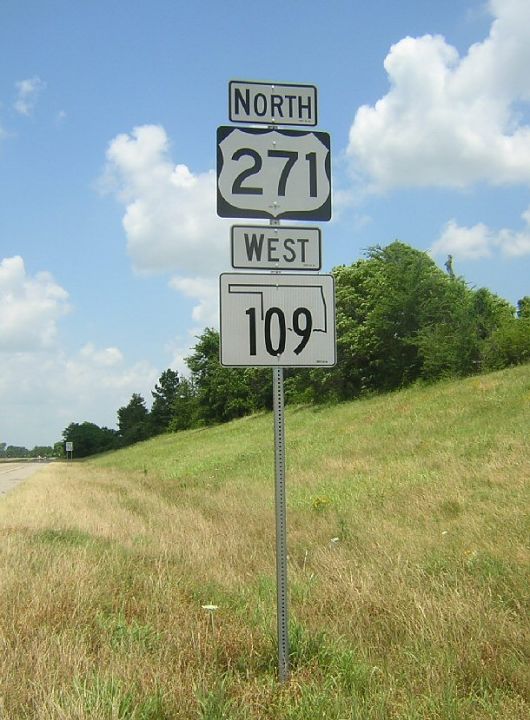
[{"x1": 1, "y1": 0, "x2": 529, "y2": 447}]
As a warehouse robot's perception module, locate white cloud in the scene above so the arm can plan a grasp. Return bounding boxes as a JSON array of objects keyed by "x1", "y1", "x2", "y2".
[
  {"x1": 0, "y1": 255, "x2": 160, "y2": 447},
  {"x1": 0, "y1": 256, "x2": 70, "y2": 351},
  {"x1": 61, "y1": 346, "x2": 158, "y2": 412},
  {"x1": 0, "y1": 345, "x2": 158, "y2": 447},
  {"x1": 169, "y1": 276, "x2": 218, "y2": 327},
  {"x1": 14, "y1": 76, "x2": 46, "y2": 116},
  {"x1": 101, "y1": 124, "x2": 227, "y2": 276},
  {"x1": 101, "y1": 123, "x2": 229, "y2": 328},
  {"x1": 79, "y1": 343, "x2": 124, "y2": 367},
  {"x1": 347, "y1": 0, "x2": 530, "y2": 190},
  {"x1": 431, "y1": 220, "x2": 494, "y2": 259},
  {"x1": 164, "y1": 335, "x2": 196, "y2": 378},
  {"x1": 431, "y1": 207, "x2": 530, "y2": 258}
]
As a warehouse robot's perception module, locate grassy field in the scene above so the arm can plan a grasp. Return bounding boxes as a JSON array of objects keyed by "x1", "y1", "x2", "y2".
[{"x1": 0, "y1": 365, "x2": 528, "y2": 719}]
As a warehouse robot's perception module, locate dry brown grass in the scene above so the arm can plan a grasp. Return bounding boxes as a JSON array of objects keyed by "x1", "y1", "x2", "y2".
[{"x1": 0, "y1": 365, "x2": 528, "y2": 718}]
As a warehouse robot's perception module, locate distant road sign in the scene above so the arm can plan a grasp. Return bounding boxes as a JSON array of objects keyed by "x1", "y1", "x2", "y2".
[
  {"x1": 217, "y1": 126, "x2": 331, "y2": 221},
  {"x1": 229, "y1": 80, "x2": 318, "y2": 126},
  {"x1": 220, "y1": 273, "x2": 336, "y2": 367},
  {"x1": 231, "y1": 225, "x2": 321, "y2": 270},
  {"x1": 65, "y1": 442, "x2": 73, "y2": 452}
]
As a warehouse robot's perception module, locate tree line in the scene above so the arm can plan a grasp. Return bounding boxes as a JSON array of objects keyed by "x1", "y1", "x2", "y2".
[
  {"x1": 0, "y1": 443, "x2": 58, "y2": 459},
  {"x1": 61, "y1": 242, "x2": 530, "y2": 457}
]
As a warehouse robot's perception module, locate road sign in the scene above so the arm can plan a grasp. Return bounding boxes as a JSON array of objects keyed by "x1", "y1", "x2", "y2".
[
  {"x1": 219, "y1": 273, "x2": 336, "y2": 367},
  {"x1": 217, "y1": 126, "x2": 331, "y2": 221},
  {"x1": 231, "y1": 225, "x2": 321, "y2": 271},
  {"x1": 65, "y1": 442, "x2": 73, "y2": 452},
  {"x1": 229, "y1": 80, "x2": 318, "y2": 126}
]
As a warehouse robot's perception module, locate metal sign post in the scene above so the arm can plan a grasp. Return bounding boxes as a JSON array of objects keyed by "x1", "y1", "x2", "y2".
[
  {"x1": 65, "y1": 441, "x2": 73, "y2": 461},
  {"x1": 217, "y1": 79, "x2": 335, "y2": 684},
  {"x1": 273, "y1": 365, "x2": 289, "y2": 682},
  {"x1": 270, "y1": 210, "x2": 290, "y2": 684}
]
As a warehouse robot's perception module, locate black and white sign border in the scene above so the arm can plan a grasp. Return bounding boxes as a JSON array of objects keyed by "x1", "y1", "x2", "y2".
[
  {"x1": 219, "y1": 272, "x2": 336, "y2": 368},
  {"x1": 216, "y1": 126, "x2": 332, "y2": 221}
]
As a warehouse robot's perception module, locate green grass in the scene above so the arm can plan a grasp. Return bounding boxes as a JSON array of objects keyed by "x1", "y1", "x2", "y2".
[{"x1": 0, "y1": 365, "x2": 528, "y2": 718}]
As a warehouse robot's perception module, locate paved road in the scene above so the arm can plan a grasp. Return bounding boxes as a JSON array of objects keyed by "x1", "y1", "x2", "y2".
[{"x1": 0, "y1": 462, "x2": 47, "y2": 496}]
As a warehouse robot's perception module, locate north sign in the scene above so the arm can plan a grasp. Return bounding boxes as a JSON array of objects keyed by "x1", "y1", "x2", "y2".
[
  {"x1": 231, "y1": 225, "x2": 321, "y2": 270},
  {"x1": 217, "y1": 126, "x2": 331, "y2": 221},
  {"x1": 219, "y1": 273, "x2": 336, "y2": 367},
  {"x1": 229, "y1": 80, "x2": 318, "y2": 126}
]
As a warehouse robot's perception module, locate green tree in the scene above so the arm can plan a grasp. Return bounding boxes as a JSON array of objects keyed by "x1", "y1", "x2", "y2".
[
  {"x1": 288, "y1": 241, "x2": 518, "y2": 401},
  {"x1": 481, "y1": 317, "x2": 530, "y2": 369},
  {"x1": 185, "y1": 328, "x2": 256, "y2": 424},
  {"x1": 418, "y1": 285, "x2": 514, "y2": 379},
  {"x1": 30, "y1": 446, "x2": 54, "y2": 458},
  {"x1": 517, "y1": 296, "x2": 530, "y2": 319},
  {"x1": 62, "y1": 422, "x2": 117, "y2": 458},
  {"x1": 167, "y1": 377, "x2": 198, "y2": 432},
  {"x1": 53, "y1": 441, "x2": 65, "y2": 458},
  {"x1": 295, "y1": 242, "x2": 457, "y2": 400},
  {"x1": 358, "y1": 242, "x2": 444, "y2": 389},
  {"x1": 244, "y1": 367, "x2": 274, "y2": 411},
  {"x1": 417, "y1": 277, "x2": 482, "y2": 379},
  {"x1": 472, "y1": 287, "x2": 514, "y2": 340},
  {"x1": 4, "y1": 445, "x2": 30, "y2": 458},
  {"x1": 150, "y1": 369, "x2": 181, "y2": 434},
  {"x1": 117, "y1": 393, "x2": 151, "y2": 446}
]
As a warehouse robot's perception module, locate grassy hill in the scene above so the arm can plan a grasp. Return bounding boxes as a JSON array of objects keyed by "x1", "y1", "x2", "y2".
[{"x1": 0, "y1": 365, "x2": 528, "y2": 719}]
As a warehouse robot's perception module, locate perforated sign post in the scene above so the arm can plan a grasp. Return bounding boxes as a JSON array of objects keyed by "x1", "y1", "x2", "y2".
[{"x1": 217, "y1": 80, "x2": 334, "y2": 683}]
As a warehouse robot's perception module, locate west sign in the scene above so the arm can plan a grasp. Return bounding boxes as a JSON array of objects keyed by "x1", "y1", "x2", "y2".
[{"x1": 231, "y1": 225, "x2": 321, "y2": 271}]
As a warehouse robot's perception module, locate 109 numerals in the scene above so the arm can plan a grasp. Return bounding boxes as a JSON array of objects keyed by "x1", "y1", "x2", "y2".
[{"x1": 246, "y1": 306, "x2": 313, "y2": 356}]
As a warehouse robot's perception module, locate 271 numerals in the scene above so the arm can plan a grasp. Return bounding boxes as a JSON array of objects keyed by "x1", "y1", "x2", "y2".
[{"x1": 232, "y1": 149, "x2": 318, "y2": 197}]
